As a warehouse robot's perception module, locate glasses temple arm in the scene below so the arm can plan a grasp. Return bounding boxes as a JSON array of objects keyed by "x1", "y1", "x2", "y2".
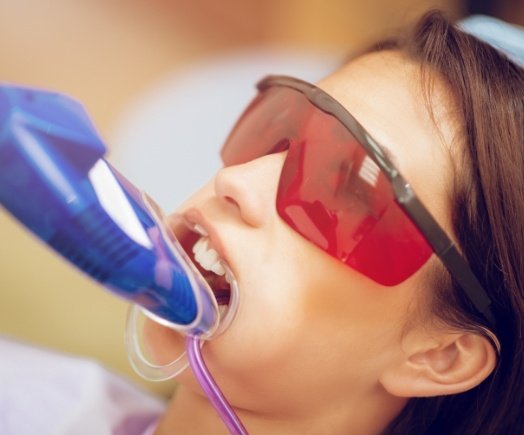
[{"x1": 391, "y1": 176, "x2": 497, "y2": 329}]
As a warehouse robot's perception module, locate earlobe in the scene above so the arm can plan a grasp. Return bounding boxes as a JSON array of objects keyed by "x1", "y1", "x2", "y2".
[{"x1": 380, "y1": 332, "x2": 497, "y2": 397}]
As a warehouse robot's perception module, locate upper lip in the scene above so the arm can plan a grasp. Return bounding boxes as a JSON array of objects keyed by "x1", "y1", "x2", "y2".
[{"x1": 180, "y1": 208, "x2": 229, "y2": 266}]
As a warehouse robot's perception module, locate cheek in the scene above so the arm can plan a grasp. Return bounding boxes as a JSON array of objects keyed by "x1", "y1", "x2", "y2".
[
  {"x1": 285, "y1": 239, "x2": 419, "y2": 376},
  {"x1": 199, "y1": 236, "x2": 348, "y2": 375}
]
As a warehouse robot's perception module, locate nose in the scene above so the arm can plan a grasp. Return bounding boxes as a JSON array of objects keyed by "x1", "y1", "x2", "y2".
[{"x1": 214, "y1": 152, "x2": 286, "y2": 227}]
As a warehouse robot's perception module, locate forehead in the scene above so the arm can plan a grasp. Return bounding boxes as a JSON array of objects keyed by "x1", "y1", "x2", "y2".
[{"x1": 317, "y1": 50, "x2": 457, "y2": 235}]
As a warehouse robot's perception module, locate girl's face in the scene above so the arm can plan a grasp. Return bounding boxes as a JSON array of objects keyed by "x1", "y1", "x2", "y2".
[{"x1": 147, "y1": 50, "x2": 457, "y2": 418}]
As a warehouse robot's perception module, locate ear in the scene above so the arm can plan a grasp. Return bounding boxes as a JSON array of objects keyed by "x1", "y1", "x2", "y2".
[{"x1": 379, "y1": 330, "x2": 497, "y2": 397}]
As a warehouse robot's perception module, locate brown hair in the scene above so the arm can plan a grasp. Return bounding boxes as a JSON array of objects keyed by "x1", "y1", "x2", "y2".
[{"x1": 375, "y1": 11, "x2": 524, "y2": 435}]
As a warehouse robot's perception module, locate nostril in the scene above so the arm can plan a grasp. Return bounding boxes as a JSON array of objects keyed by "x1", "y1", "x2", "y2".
[
  {"x1": 223, "y1": 196, "x2": 238, "y2": 207},
  {"x1": 221, "y1": 194, "x2": 246, "y2": 219}
]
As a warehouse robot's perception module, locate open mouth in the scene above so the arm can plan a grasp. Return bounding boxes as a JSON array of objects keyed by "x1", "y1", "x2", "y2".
[{"x1": 169, "y1": 216, "x2": 231, "y2": 307}]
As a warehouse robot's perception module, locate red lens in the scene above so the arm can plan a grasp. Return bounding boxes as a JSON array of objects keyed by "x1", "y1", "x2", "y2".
[
  {"x1": 221, "y1": 88, "x2": 307, "y2": 166},
  {"x1": 221, "y1": 86, "x2": 432, "y2": 286}
]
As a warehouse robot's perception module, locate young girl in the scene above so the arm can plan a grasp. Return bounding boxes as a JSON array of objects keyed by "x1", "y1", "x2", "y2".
[{"x1": 138, "y1": 10, "x2": 523, "y2": 434}]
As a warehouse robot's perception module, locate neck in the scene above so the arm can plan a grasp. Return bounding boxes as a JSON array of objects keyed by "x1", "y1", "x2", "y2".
[{"x1": 155, "y1": 385, "x2": 406, "y2": 434}]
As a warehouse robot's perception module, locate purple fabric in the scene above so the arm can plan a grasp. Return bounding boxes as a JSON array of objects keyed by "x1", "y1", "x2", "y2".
[{"x1": 0, "y1": 336, "x2": 164, "y2": 435}]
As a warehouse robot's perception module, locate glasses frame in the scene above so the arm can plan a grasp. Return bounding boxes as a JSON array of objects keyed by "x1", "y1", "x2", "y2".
[{"x1": 257, "y1": 75, "x2": 497, "y2": 331}]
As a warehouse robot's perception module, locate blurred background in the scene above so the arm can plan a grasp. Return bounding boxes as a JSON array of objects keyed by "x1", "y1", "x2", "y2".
[{"x1": 1, "y1": 0, "x2": 523, "y2": 398}]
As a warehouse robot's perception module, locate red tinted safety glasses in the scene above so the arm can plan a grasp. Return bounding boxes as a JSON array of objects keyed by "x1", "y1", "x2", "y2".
[{"x1": 220, "y1": 75, "x2": 496, "y2": 329}]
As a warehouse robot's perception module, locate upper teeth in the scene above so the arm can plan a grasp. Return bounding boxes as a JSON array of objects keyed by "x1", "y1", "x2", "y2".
[
  {"x1": 193, "y1": 224, "x2": 209, "y2": 236},
  {"x1": 192, "y1": 236, "x2": 225, "y2": 276}
]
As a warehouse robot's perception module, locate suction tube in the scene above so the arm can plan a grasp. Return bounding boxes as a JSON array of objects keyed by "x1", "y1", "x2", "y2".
[{"x1": 0, "y1": 84, "x2": 220, "y2": 337}]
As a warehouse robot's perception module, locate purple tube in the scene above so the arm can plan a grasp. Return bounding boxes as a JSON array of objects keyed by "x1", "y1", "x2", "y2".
[{"x1": 185, "y1": 336, "x2": 248, "y2": 434}]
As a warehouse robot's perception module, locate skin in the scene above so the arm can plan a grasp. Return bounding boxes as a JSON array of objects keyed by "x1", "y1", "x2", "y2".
[{"x1": 147, "y1": 51, "x2": 497, "y2": 434}]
